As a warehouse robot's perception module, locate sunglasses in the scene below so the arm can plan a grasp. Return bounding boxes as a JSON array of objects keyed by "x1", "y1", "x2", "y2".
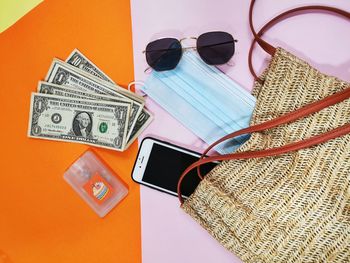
[{"x1": 144, "y1": 31, "x2": 237, "y2": 71}]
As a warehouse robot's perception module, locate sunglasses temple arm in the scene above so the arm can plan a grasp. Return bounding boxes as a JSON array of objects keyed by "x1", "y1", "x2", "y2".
[{"x1": 144, "y1": 66, "x2": 152, "y2": 73}]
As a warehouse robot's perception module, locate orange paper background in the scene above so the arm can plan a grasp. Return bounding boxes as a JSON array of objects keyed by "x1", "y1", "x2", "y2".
[{"x1": 0, "y1": 1, "x2": 141, "y2": 262}]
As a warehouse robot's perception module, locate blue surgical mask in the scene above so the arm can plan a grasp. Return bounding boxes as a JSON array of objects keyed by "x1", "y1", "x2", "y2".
[{"x1": 141, "y1": 51, "x2": 256, "y2": 154}]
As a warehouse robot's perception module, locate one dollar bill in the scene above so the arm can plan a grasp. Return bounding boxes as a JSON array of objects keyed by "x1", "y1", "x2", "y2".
[
  {"x1": 37, "y1": 81, "x2": 139, "y2": 137},
  {"x1": 28, "y1": 93, "x2": 130, "y2": 151}
]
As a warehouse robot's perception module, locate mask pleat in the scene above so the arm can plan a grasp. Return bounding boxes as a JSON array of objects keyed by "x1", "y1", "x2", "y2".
[{"x1": 142, "y1": 51, "x2": 255, "y2": 154}]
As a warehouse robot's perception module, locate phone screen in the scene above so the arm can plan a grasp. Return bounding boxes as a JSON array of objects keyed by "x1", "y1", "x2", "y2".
[{"x1": 142, "y1": 143, "x2": 217, "y2": 197}]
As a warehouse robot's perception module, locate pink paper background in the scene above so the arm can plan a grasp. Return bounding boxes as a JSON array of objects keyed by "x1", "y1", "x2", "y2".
[{"x1": 130, "y1": 1, "x2": 350, "y2": 262}]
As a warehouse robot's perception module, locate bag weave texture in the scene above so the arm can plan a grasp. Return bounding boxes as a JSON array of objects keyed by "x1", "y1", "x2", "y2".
[{"x1": 182, "y1": 48, "x2": 350, "y2": 263}]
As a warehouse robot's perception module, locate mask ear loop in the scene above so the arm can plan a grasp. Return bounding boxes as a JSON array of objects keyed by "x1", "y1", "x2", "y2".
[{"x1": 128, "y1": 81, "x2": 147, "y2": 97}]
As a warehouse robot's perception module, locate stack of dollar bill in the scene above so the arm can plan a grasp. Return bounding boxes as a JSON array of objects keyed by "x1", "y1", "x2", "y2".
[{"x1": 28, "y1": 49, "x2": 153, "y2": 151}]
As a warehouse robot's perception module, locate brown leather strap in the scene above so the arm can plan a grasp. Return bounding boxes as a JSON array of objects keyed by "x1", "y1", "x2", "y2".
[
  {"x1": 248, "y1": 0, "x2": 350, "y2": 81},
  {"x1": 177, "y1": 86, "x2": 350, "y2": 203},
  {"x1": 248, "y1": 0, "x2": 276, "y2": 57}
]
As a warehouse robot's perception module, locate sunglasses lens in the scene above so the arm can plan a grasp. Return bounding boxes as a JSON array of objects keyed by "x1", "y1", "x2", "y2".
[
  {"x1": 197, "y1": 31, "x2": 235, "y2": 65},
  {"x1": 145, "y1": 38, "x2": 182, "y2": 71}
]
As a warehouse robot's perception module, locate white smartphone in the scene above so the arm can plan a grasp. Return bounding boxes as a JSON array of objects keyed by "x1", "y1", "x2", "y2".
[{"x1": 131, "y1": 137, "x2": 217, "y2": 198}]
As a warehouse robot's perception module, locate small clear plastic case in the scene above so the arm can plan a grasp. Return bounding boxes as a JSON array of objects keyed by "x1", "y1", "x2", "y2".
[{"x1": 64, "y1": 150, "x2": 128, "y2": 217}]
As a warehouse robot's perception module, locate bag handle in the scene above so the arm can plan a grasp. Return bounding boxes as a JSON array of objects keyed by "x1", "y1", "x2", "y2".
[
  {"x1": 177, "y1": 86, "x2": 350, "y2": 204},
  {"x1": 248, "y1": 0, "x2": 350, "y2": 82}
]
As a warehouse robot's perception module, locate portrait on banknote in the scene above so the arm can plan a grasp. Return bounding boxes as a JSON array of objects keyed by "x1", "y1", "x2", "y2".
[{"x1": 72, "y1": 111, "x2": 92, "y2": 138}]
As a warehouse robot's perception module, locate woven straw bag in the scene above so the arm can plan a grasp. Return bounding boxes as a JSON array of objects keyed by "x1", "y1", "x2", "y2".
[{"x1": 177, "y1": 2, "x2": 350, "y2": 262}]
